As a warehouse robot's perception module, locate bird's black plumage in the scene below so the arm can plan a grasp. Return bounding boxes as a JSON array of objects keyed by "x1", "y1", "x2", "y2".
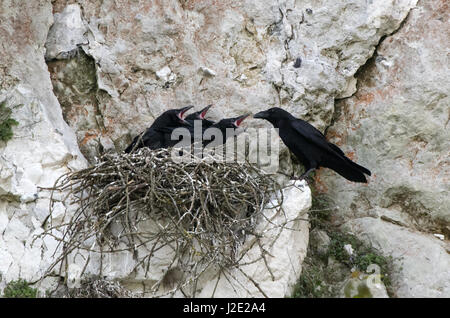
[
  {"x1": 124, "y1": 106, "x2": 193, "y2": 153},
  {"x1": 203, "y1": 114, "x2": 250, "y2": 147},
  {"x1": 181, "y1": 104, "x2": 216, "y2": 146},
  {"x1": 253, "y1": 107, "x2": 371, "y2": 183},
  {"x1": 185, "y1": 104, "x2": 215, "y2": 129}
]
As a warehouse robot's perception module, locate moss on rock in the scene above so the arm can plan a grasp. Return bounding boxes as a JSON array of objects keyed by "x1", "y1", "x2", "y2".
[
  {"x1": 2, "y1": 279, "x2": 38, "y2": 298},
  {"x1": 0, "y1": 100, "x2": 19, "y2": 143}
]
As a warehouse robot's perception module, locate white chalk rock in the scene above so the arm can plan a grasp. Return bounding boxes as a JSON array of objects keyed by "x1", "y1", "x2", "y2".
[
  {"x1": 2, "y1": 0, "x2": 447, "y2": 300},
  {"x1": 156, "y1": 66, "x2": 176, "y2": 83},
  {"x1": 196, "y1": 180, "x2": 311, "y2": 297},
  {"x1": 67, "y1": 263, "x2": 82, "y2": 289},
  {"x1": 45, "y1": 4, "x2": 88, "y2": 60},
  {"x1": 0, "y1": 1, "x2": 87, "y2": 295},
  {"x1": 343, "y1": 218, "x2": 450, "y2": 297}
]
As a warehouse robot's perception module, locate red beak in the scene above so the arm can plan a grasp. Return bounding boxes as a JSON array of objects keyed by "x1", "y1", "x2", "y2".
[
  {"x1": 200, "y1": 104, "x2": 213, "y2": 119},
  {"x1": 178, "y1": 105, "x2": 194, "y2": 120},
  {"x1": 233, "y1": 114, "x2": 250, "y2": 127}
]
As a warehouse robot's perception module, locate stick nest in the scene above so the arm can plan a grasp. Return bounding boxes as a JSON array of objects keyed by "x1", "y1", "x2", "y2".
[
  {"x1": 63, "y1": 279, "x2": 137, "y2": 298},
  {"x1": 40, "y1": 147, "x2": 284, "y2": 296}
]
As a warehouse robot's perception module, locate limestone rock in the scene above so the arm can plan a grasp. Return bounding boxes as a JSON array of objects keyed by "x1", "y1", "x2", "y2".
[
  {"x1": 46, "y1": 0, "x2": 417, "y2": 159},
  {"x1": 0, "y1": 0, "x2": 87, "y2": 293},
  {"x1": 342, "y1": 217, "x2": 450, "y2": 298},
  {"x1": 309, "y1": 228, "x2": 331, "y2": 257},
  {"x1": 45, "y1": 4, "x2": 88, "y2": 61},
  {"x1": 316, "y1": 0, "x2": 449, "y2": 297},
  {"x1": 320, "y1": 0, "x2": 449, "y2": 233},
  {"x1": 1, "y1": 0, "x2": 446, "y2": 299}
]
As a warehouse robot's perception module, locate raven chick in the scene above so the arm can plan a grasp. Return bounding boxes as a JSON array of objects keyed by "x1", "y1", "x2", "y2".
[
  {"x1": 124, "y1": 105, "x2": 193, "y2": 153},
  {"x1": 163, "y1": 104, "x2": 215, "y2": 147},
  {"x1": 254, "y1": 107, "x2": 371, "y2": 183},
  {"x1": 203, "y1": 114, "x2": 250, "y2": 147},
  {"x1": 185, "y1": 104, "x2": 215, "y2": 129}
]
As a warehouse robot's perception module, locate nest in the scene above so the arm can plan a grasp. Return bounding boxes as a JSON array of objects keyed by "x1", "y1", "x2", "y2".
[
  {"x1": 63, "y1": 279, "x2": 137, "y2": 298},
  {"x1": 39, "y1": 147, "x2": 285, "y2": 296}
]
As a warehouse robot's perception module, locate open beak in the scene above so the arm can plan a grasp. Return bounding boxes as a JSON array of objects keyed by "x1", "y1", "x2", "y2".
[
  {"x1": 233, "y1": 114, "x2": 250, "y2": 128},
  {"x1": 199, "y1": 104, "x2": 213, "y2": 119},
  {"x1": 178, "y1": 105, "x2": 194, "y2": 123},
  {"x1": 253, "y1": 111, "x2": 267, "y2": 119}
]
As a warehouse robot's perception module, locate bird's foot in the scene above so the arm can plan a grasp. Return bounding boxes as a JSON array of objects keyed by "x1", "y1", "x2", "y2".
[
  {"x1": 291, "y1": 176, "x2": 311, "y2": 186},
  {"x1": 291, "y1": 169, "x2": 315, "y2": 185}
]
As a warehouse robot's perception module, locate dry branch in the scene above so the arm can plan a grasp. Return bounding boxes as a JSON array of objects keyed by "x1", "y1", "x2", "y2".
[{"x1": 38, "y1": 147, "x2": 290, "y2": 296}]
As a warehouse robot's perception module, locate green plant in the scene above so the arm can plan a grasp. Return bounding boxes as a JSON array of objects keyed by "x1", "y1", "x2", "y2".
[
  {"x1": 0, "y1": 100, "x2": 19, "y2": 143},
  {"x1": 327, "y1": 230, "x2": 394, "y2": 293},
  {"x1": 327, "y1": 231, "x2": 361, "y2": 264},
  {"x1": 292, "y1": 188, "x2": 396, "y2": 298},
  {"x1": 292, "y1": 257, "x2": 336, "y2": 298},
  {"x1": 3, "y1": 279, "x2": 38, "y2": 298}
]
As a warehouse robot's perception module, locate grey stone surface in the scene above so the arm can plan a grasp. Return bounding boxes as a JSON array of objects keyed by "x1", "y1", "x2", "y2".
[
  {"x1": 1, "y1": 0, "x2": 447, "y2": 298},
  {"x1": 342, "y1": 217, "x2": 450, "y2": 297}
]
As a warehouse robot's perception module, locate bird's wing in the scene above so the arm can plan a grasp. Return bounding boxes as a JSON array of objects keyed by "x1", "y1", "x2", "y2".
[
  {"x1": 290, "y1": 119, "x2": 371, "y2": 176},
  {"x1": 140, "y1": 128, "x2": 164, "y2": 149},
  {"x1": 289, "y1": 119, "x2": 336, "y2": 154},
  {"x1": 326, "y1": 141, "x2": 347, "y2": 157}
]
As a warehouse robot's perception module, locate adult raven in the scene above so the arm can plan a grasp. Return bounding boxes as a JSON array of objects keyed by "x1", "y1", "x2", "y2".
[
  {"x1": 253, "y1": 107, "x2": 371, "y2": 183},
  {"x1": 203, "y1": 114, "x2": 250, "y2": 147},
  {"x1": 124, "y1": 105, "x2": 193, "y2": 153}
]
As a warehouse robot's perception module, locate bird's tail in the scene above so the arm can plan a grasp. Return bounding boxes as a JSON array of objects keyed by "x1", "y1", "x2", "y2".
[
  {"x1": 323, "y1": 154, "x2": 371, "y2": 183},
  {"x1": 345, "y1": 158, "x2": 371, "y2": 176}
]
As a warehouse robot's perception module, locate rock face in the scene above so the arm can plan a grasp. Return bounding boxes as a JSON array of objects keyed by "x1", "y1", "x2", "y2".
[
  {"x1": 0, "y1": 1, "x2": 312, "y2": 297},
  {"x1": 319, "y1": 0, "x2": 450, "y2": 297},
  {"x1": 45, "y1": 0, "x2": 417, "y2": 161},
  {"x1": 196, "y1": 181, "x2": 310, "y2": 297},
  {"x1": 1, "y1": 0, "x2": 448, "y2": 298},
  {"x1": 58, "y1": 181, "x2": 310, "y2": 298},
  {"x1": 45, "y1": 4, "x2": 88, "y2": 61},
  {"x1": 343, "y1": 218, "x2": 450, "y2": 297},
  {"x1": 0, "y1": 0, "x2": 87, "y2": 292}
]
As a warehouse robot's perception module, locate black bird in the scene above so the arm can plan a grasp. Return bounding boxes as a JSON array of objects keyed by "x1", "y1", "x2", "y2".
[
  {"x1": 203, "y1": 114, "x2": 250, "y2": 147},
  {"x1": 182, "y1": 104, "x2": 215, "y2": 146},
  {"x1": 253, "y1": 107, "x2": 371, "y2": 183},
  {"x1": 124, "y1": 106, "x2": 193, "y2": 153},
  {"x1": 185, "y1": 104, "x2": 215, "y2": 129}
]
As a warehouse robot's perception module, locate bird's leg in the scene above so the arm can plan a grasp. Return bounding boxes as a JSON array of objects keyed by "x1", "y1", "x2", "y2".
[
  {"x1": 277, "y1": 171, "x2": 293, "y2": 178},
  {"x1": 294, "y1": 168, "x2": 315, "y2": 181}
]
